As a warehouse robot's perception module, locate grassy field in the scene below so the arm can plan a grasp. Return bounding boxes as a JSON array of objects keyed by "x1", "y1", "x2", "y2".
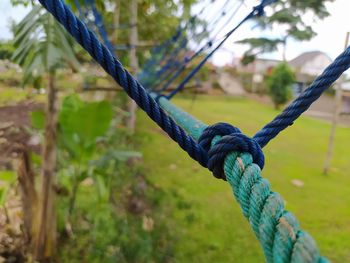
[{"x1": 136, "y1": 95, "x2": 350, "y2": 263}]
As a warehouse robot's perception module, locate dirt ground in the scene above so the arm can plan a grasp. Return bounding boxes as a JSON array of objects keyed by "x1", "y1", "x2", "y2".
[{"x1": 0, "y1": 101, "x2": 43, "y2": 170}]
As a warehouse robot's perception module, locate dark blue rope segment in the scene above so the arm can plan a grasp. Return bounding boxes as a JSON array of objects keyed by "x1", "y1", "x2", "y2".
[
  {"x1": 88, "y1": 0, "x2": 115, "y2": 54},
  {"x1": 39, "y1": 0, "x2": 208, "y2": 168},
  {"x1": 254, "y1": 46, "x2": 350, "y2": 148},
  {"x1": 166, "y1": 0, "x2": 277, "y2": 100}
]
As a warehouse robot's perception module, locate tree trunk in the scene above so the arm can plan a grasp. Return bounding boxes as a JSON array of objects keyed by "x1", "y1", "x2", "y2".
[
  {"x1": 126, "y1": 0, "x2": 139, "y2": 133},
  {"x1": 34, "y1": 72, "x2": 58, "y2": 262},
  {"x1": 17, "y1": 148, "x2": 37, "y2": 244}
]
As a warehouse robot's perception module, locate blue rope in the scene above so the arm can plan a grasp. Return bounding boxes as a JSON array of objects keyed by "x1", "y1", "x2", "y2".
[
  {"x1": 145, "y1": 0, "x2": 241, "y2": 92},
  {"x1": 166, "y1": 1, "x2": 273, "y2": 100},
  {"x1": 142, "y1": 27, "x2": 184, "y2": 75},
  {"x1": 142, "y1": 37, "x2": 189, "y2": 88},
  {"x1": 73, "y1": 0, "x2": 84, "y2": 17},
  {"x1": 143, "y1": 0, "x2": 215, "y2": 72},
  {"x1": 155, "y1": 42, "x2": 213, "y2": 94},
  {"x1": 142, "y1": 0, "x2": 231, "y2": 85},
  {"x1": 39, "y1": 0, "x2": 209, "y2": 168},
  {"x1": 89, "y1": 0, "x2": 115, "y2": 54},
  {"x1": 154, "y1": 1, "x2": 244, "y2": 95},
  {"x1": 253, "y1": 46, "x2": 350, "y2": 147}
]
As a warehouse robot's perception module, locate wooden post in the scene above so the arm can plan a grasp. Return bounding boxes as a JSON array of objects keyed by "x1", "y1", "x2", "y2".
[
  {"x1": 126, "y1": 0, "x2": 139, "y2": 133},
  {"x1": 34, "y1": 72, "x2": 58, "y2": 261},
  {"x1": 323, "y1": 32, "x2": 349, "y2": 175},
  {"x1": 112, "y1": 0, "x2": 121, "y2": 45}
]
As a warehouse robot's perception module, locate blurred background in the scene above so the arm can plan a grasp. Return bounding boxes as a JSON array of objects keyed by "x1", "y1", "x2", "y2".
[{"x1": 0, "y1": 0, "x2": 349, "y2": 262}]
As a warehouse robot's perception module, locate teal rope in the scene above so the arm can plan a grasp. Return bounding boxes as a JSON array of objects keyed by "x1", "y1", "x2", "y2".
[
  {"x1": 156, "y1": 95, "x2": 328, "y2": 263},
  {"x1": 153, "y1": 93, "x2": 207, "y2": 140}
]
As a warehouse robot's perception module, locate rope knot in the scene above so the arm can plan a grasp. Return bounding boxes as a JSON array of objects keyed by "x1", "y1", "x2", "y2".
[
  {"x1": 253, "y1": 5, "x2": 265, "y2": 17},
  {"x1": 198, "y1": 123, "x2": 264, "y2": 180}
]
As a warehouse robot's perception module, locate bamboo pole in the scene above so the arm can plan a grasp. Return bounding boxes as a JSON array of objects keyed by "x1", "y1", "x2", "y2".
[
  {"x1": 323, "y1": 32, "x2": 350, "y2": 175},
  {"x1": 126, "y1": 0, "x2": 139, "y2": 133}
]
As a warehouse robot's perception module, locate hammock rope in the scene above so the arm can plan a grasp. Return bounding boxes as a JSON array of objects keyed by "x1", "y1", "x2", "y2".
[{"x1": 37, "y1": 0, "x2": 350, "y2": 261}]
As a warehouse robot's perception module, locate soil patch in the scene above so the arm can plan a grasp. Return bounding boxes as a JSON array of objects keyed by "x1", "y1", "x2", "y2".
[{"x1": 0, "y1": 101, "x2": 43, "y2": 170}]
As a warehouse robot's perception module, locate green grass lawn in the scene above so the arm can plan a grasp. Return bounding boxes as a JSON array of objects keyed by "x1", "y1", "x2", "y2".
[{"x1": 136, "y1": 95, "x2": 350, "y2": 263}]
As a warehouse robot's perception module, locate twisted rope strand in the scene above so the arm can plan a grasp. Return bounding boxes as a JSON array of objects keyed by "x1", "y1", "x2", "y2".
[
  {"x1": 157, "y1": 96, "x2": 327, "y2": 262},
  {"x1": 254, "y1": 47, "x2": 350, "y2": 147},
  {"x1": 224, "y1": 153, "x2": 328, "y2": 263}
]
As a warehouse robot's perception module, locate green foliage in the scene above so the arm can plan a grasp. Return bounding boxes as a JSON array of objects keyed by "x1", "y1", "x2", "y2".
[
  {"x1": 267, "y1": 63, "x2": 295, "y2": 109},
  {"x1": 11, "y1": 5, "x2": 79, "y2": 87},
  {"x1": 31, "y1": 110, "x2": 45, "y2": 130},
  {"x1": 0, "y1": 171, "x2": 16, "y2": 206},
  {"x1": 58, "y1": 168, "x2": 176, "y2": 263},
  {"x1": 237, "y1": 38, "x2": 283, "y2": 65},
  {"x1": 10, "y1": 0, "x2": 33, "y2": 6},
  {"x1": 0, "y1": 41, "x2": 15, "y2": 60},
  {"x1": 239, "y1": 0, "x2": 334, "y2": 60},
  {"x1": 58, "y1": 95, "x2": 113, "y2": 159},
  {"x1": 43, "y1": 95, "x2": 174, "y2": 263}
]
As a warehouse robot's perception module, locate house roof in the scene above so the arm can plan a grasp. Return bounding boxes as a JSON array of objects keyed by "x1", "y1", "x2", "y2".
[{"x1": 289, "y1": 51, "x2": 329, "y2": 67}]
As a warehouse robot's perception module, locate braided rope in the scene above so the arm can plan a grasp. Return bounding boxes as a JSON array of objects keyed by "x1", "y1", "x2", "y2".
[
  {"x1": 38, "y1": 0, "x2": 208, "y2": 168},
  {"x1": 156, "y1": 96, "x2": 328, "y2": 263},
  {"x1": 225, "y1": 153, "x2": 328, "y2": 263}
]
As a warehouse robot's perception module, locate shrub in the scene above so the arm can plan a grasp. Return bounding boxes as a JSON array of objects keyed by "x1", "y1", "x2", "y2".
[{"x1": 267, "y1": 63, "x2": 295, "y2": 109}]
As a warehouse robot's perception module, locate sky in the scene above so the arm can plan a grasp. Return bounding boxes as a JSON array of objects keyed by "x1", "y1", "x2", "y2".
[
  {"x1": 1, "y1": 0, "x2": 350, "y2": 67},
  {"x1": 205, "y1": 0, "x2": 350, "y2": 66}
]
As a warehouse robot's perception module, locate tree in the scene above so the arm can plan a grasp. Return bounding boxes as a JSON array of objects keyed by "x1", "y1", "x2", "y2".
[
  {"x1": 267, "y1": 63, "x2": 295, "y2": 109},
  {"x1": 11, "y1": 5, "x2": 79, "y2": 261},
  {"x1": 238, "y1": 0, "x2": 335, "y2": 62}
]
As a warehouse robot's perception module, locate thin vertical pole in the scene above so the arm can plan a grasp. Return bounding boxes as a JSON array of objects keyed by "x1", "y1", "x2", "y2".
[
  {"x1": 323, "y1": 32, "x2": 349, "y2": 175},
  {"x1": 127, "y1": 0, "x2": 139, "y2": 133}
]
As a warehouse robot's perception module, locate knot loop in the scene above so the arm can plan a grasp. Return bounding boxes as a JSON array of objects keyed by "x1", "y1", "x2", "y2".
[
  {"x1": 198, "y1": 123, "x2": 264, "y2": 180},
  {"x1": 198, "y1": 122, "x2": 241, "y2": 151}
]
